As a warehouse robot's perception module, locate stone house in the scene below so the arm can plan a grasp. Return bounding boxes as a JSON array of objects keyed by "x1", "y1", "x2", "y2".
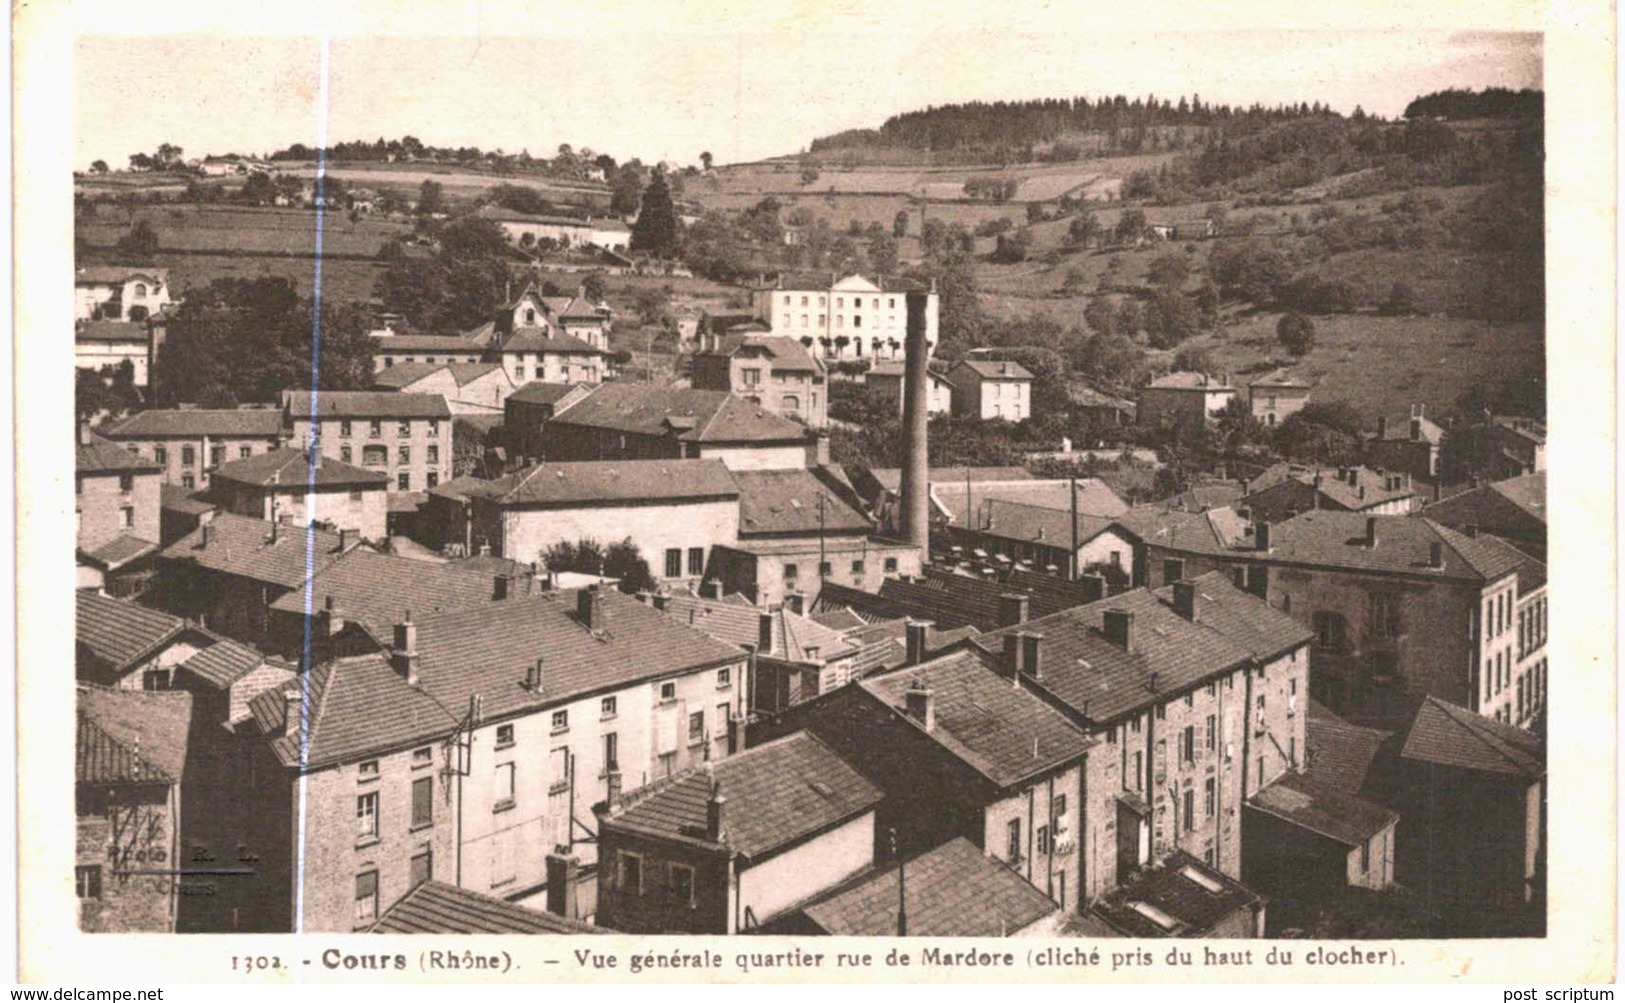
[
  {"x1": 208, "y1": 446, "x2": 391, "y2": 542},
  {"x1": 284, "y1": 391, "x2": 453, "y2": 494},
  {"x1": 99, "y1": 407, "x2": 288, "y2": 492}
]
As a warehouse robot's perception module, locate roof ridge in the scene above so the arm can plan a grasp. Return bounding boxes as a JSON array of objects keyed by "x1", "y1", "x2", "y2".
[{"x1": 1429, "y1": 697, "x2": 1538, "y2": 771}]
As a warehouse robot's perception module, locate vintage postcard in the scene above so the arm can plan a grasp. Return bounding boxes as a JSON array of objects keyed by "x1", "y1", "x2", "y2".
[{"x1": 13, "y1": 0, "x2": 1616, "y2": 985}]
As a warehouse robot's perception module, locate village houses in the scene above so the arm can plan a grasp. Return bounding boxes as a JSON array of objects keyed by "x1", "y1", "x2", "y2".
[
  {"x1": 207, "y1": 446, "x2": 391, "y2": 542},
  {"x1": 76, "y1": 265, "x2": 173, "y2": 323},
  {"x1": 747, "y1": 273, "x2": 939, "y2": 361},
  {"x1": 76, "y1": 427, "x2": 162, "y2": 590},
  {"x1": 99, "y1": 406, "x2": 288, "y2": 492},
  {"x1": 945, "y1": 359, "x2": 1034, "y2": 423},
  {"x1": 283, "y1": 391, "x2": 453, "y2": 493},
  {"x1": 691, "y1": 334, "x2": 829, "y2": 429},
  {"x1": 1137, "y1": 372, "x2": 1238, "y2": 435}
]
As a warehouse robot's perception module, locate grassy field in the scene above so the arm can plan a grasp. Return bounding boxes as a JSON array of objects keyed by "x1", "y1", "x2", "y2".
[
  {"x1": 103, "y1": 252, "x2": 389, "y2": 304},
  {"x1": 80, "y1": 204, "x2": 413, "y2": 257}
]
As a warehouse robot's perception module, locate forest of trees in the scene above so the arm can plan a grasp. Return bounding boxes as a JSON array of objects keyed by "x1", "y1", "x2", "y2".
[{"x1": 1403, "y1": 87, "x2": 1543, "y2": 120}]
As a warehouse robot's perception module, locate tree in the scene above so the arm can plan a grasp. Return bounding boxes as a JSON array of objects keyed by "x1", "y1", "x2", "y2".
[
  {"x1": 800, "y1": 167, "x2": 820, "y2": 186},
  {"x1": 1115, "y1": 208, "x2": 1147, "y2": 244},
  {"x1": 76, "y1": 360, "x2": 141, "y2": 420},
  {"x1": 415, "y1": 179, "x2": 446, "y2": 217},
  {"x1": 1277, "y1": 312, "x2": 1317, "y2": 355},
  {"x1": 1147, "y1": 252, "x2": 1192, "y2": 290},
  {"x1": 541, "y1": 537, "x2": 656, "y2": 594},
  {"x1": 610, "y1": 164, "x2": 645, "y2": 217},
  {"x1": 1060, "y1": 267, "x2": 1088, "y2": 297},
  {"x1": 1067, "y1": 210, "x2": 1101, "y2": 248},
  {"x1": 630, "y1": 170, "x2": 680, "y2": 259},
  {"x1": 90, "y1": 160, "x2": 109, "y2": 174},
  {"x1": 868, "y1": 233, "x2": 899, "y2": 274},
  {"x1": 155, "y1": 143, "x2": 183, "y2": 169},
  {"x1": 581, "y1": 272, "x2": 608, "y2": 303},
  {"x1": 1026, "y1": 202, "x2": 1047, "y2": 224},
  {"x1": 1145, "y1": 289, "x2": 1199, "y2": 348},
  {"x1": 633, "y1": 286, "x2": 671, "y2": 327},
  {"x1": 115, "y1": 220, "x2": 160, "y2": 262},
  {"x1": 991, "y1": 230, "x2": 1032, "y2": 263},
  {"x1": 893, "y1": 210, "x2": 910, "y2": 238},
  {"x1": 239, "y1": 171, "x2": 275, "y2": 205},
  {"x1": 700, "y1": 151, "x2": 713, "y2": 171}
]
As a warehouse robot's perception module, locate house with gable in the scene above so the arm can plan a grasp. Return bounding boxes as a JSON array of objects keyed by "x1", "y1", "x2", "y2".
[
  {"x1": 76, "y1": 265, "x2": 173, "y2": 322},
  {"x1": 691, "y1": 335, "x2": 828, "y2": 429},
  {"x1": 373, "y1": 362, "x2": 517, "y2": 415},
  {"x1": 748, "y1": 272, "x2": 939, "y2": 361}
]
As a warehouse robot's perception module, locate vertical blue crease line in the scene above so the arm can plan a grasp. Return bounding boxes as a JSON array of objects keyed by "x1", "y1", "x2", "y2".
[{"x1": 294, "y1": 34, "x2": 332, "y2": 937}]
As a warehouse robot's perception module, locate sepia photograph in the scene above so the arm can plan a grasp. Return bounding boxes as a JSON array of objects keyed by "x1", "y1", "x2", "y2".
[{"x1": 12, "y1": 0, "x2": 1616, "y2": 986}]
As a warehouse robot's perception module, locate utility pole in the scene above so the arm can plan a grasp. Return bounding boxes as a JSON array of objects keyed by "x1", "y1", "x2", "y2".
[
  {"x1": 817, "y1": 493, "x2": 827, "y2": 587},
  {"x1": 891, "y1": 827, "x2": 907, "y2": 936},
  {"x1": 1069, "y1": 477, "x2": 1079, "y2": 581}
]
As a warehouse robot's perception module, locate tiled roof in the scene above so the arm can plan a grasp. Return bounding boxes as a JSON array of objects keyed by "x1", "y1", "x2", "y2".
[
  {"x1": 250, "y1": 655, "x2": 460, "y2": 770},
  {"x1": 408, "y1": 588, "x2": 744, "y2": 724},
  {"x1": 604, "y1": 732, "x2": 882, "y2": 861},
  {"x1": 951, "y1": 359, "x2": 1033, "y2": 382},
  {"x1": 509, "y1": 381, "x2": 595, "y2": 406},
  {"x1": 370, "y1": 361, "x2": 448, "y2": 388},
  {"x1": 554, "y1": 383, "x2": 810, "y2": 443},
  {"x1": 76, "y1": 321, "x2": 150, "y2": 343},
  {"x1": 160, "y1": 485, "x2": 216, "y2": 515},
  {"x1": 752, "y1": 271, "x2": 919, "y2": 293},
  {"x1": 77, "y1": 265, "x2": 170, "y2": 286},
  {"x1": 175, "y1": 637, "x2": 269, "y2": 690},
  {"x1": 285, "y1": 391, "x2": 451, "y2": 420},
  {"x1": 657, "y1": 594, "x2": 860, "y2": 663},
  {"x1": 1249, "y1": 772, "x2": 1398, "y2": 847},
  {"x1": 212, "y1": 447, "x2": 390, "y2": 489},
  {"x1": 77, "y1": 683, "x2": 191, "y2": 784},
  {"x1": 1304, "y1": 705, "x2": 1393, "y2": 797},
  {"x1": 1369, "y1": 412, "x2": 1444, "y2": 444},
  {"x1": 1114, "y1": 504, "x2": 1251, "y2": 557},
  {"x1": 978, "y1": 587, "x2": 1256, "y2": 724},
  {"x1": 965, "y1": 500, "x2": 1122, "y2": 552},
  {"x1": 102, "y1": 408, "x2": 286, "y2": 439},
  {"x1": 1400, "y1": 696, "x2": 1543, "y2": 780},
  {"x1": 1151, "y1": 572, "x2": 1313, "y2": 661},
  {"x1": 733, "y1": 469, "x2": 870, "y2": 536},
  {"x1": 1068, "y1": 383, "x2": 1137, "y2": 409},
  {"x1": 811, "y1": 607, "x2": 868, "y2": 631},
  {"x1": 496, "y1": 331, "x2": 604, "y2": 355},
  {"x1": 936, "y1": 478, "x2": 1129, "y2": 523},
  {"x1": 1243, "y1": 466, "x2": 1416, "y2": 512},
  {"x1": 798, "y1": 837, "x2": 1059, "y2": 936},
  {"x1": 557, "y1": 296, "x2": 612, "y2": 320},
  {"x1": 159, "y1": 513, "x2": 350, "y2": 589},
  {"x1": 1423, "y1": 472, "x2": 1546, "y2": 526},
  {"x1": 1161, "y1": 482, "x2": 1247, "y2": 513},
  {"x1": 476, "y1": 205, "x2": 592, "y2": 227},
  {"x1": 78, "y1": 534, "x2": 159, "y2": 571},
  {"x1": 1089, "y1": 851, "x2": 1260, "y2": 936},
  {"x1": 1146, "y1": 372, "x2": 1236, "y2": 392},
  {"x1": 76, "y1": 591, "x2": 190, "y2": 672},
  {"x1": 76, "y1": 436, "x2": 160, "y2": 474},
  {"x1": 467, "y1": 459, "x2": 739, "y2": 508},
  {"x1": 865, "y1": 466, "x2": 1034, "y2": 493},
  {"x1": 1248, "y1": 369, "x2": 1312, "y2": 389},
  {"x1": 1271, "y1": 512, "x2": 1527, "y2": 582},
  {"x1": 862, "y1": 650, "x2": 1092, "y2": 787},
  {"x1": 373, "y1": 335, "x2": 486, "y2": 354},
  {"x1": 702, "y1": 335, "x2": 822, "y2": 373},
  {"x1": 269, "y1": 549, "x2": 527, "y2": 636},
  {"x1": 371, "y1": 881, "x2": 604, "y2": 934}
]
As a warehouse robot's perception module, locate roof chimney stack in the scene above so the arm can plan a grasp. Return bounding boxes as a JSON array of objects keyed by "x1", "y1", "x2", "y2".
[
  {"x1": 525, "y1": 657, "x2": 544, "y2": 693},
  {"x1": 1256, "y1": 521, "x2": 1272, "y2": 552},
  {"x1": 904, "y1": 679, "x2": 936, "y2": 732},
  {"x1": 1003, "y1": 633, "x2": 1026, "y2": 680},
  {"x1": 1102, "y1": 609, "x2": 1134, "y2": 651},
  {"x1": 784, "y1": 591, "x2": 805, "y2": 616},
  {"x1": 1365, "y1": 517, "x2": 1379, "y2": 549},
  {"x1": 1376, "y1": 416, "x2": 1388, "y2": 438},
  {"x1": 1021, "y1": 632, "x2": 1043, "y2": 681},
  {"x1": 493, "y1": 574, "x2": 511, "y2": 600},
  {"x1": 577, "y1": 585, "x2": 604, "y2": 630},
  {"x1": 701, "y1": 578, "x2": 722, "y2": 601},
  {"x1": 904, "y1": 618, "x2": 931, "y2": 666},
  {"x1": 282, "y1": 688, "x2": 303, "y2": 737},
  {"x1": 757, "y1": 609, "x2": 774, "y2": 656},
  {"x1": 391, "y1": 611, "x2": 419, "y2": 685},
  {"x1": 1080, "y1": 573, "x2": 1106, "y2": 604},
  {"x1": 899, "y1": 291, "x2": 932, "y2": 550},
  {"x1": 1172, "y1": 580, "x2": 1198, "y2": 621},
  {"x1": 77, "y1": 419, "x2": 92, "y2": 447},
  {"x1": 998, "y1": 592, "x2": 1030, "y2": 628},
  {"x1": 1429, "y1": 541, "x2": 1444, "y2": 569},
  {"x1": 705, "y1": 780, "x2": 728, "y2": 841},
  {"x1": 319, "y1": 594, "x2": 345, "y2": 638}
]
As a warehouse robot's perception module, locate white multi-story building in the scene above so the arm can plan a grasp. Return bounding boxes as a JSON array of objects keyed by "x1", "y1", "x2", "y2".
[{"x1": 748, "y1": 273, "x2": 938, "y2": 362}]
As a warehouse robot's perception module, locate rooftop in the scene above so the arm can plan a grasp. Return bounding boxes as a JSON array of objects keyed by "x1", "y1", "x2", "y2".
[
  {"x1": 77, "y1": 684, "x2": 192, "y2": 786},
  {"x1": 212, "y1": 447, "x2": 390, "y2": 489},
  {"x1": 76, "y1": 321, "x2": 151, "y2": 343},
  {"x1": 1248, "y1": 772, "x2": 1398, "y2": 847},
  {"x1": 602, "y1": 731, "x2": 882, "y2": 861},
  {"x1": 1400, "y1": 696, "x2": 1543, "y2": 780},
  {"x1": 509, "y1": 381, "x2": 596, "y2": 406},
  {"x1": 1304, "y1": 701, "x2": 1394, "y2": 796},
  {"x1": 76, "y1": 591, "x2": 193, "y2": 672},
  {"x1": 174, "y1": 637, "x2": 272, "y2": 690},
  {"x1": 1089, "y1": 851, "x2": 1261, "y2": 936},
  {"x1": 963, "y1": 499, "x2": 1124, "y2": 552},
  {"x1": 77, "y1": 265, "x2": 170, "y2": 286},
  {"x1": 936, "y1": 478, "x2": 1129, "y2": 524},
  {"x1": 1369, "y1": 410, "x2": 1445, "y2": 444},
  {"x1": 284, "y1": 391, "x2": 451, "y2": 420},
  {"x1": 734, "y1": 468, "x2": 871, "y2": 536},
  {"x1": 701, "y1": 335, "x2": 823, "y2": 374},
  {"x1": 372, "y1": 334, "x2": 486, "y2": 354},
  {"x1": 861, "y1": 649, "x2": 1093, "y2": 788},
  {"x1": 463, "y1": 459, "x2": 740, "y2": 508},
  {"x1": 269, "y1": 549, "x2": 534, "y2": 637},
  {"x1": 552, "y1": 383, "x2": 810, "y2": 444},
  {"x1": 371, "y1": 881, "x2": 603, "y2": 935},
  {"x1": 1423, "y1": 471, "x2": 1546, "y2": 526},
  {"x1": 655, "y1": 594, "x2": 860, "y2": 664},
  {"x1": 160, "y1": 484, "x2": 216, "y2": 515},
  {"x1": 102, "y1": 407, "x2": 286, "y2": 440},
  {"x1": 77, "y1": 533, "x2": 160, "y2": 571},
  {"x1": 76, "y1": 436, "x2": 160, "y2": 475},
  {"x1": 796, "y1": 837, "x2": 1060, "y2": 937},
  {"x1": 158, "y1": 512, "x2": 352, "y2": 589},
  {"x1": 1145, "y1": 372, "x2": 1236, "y2": 392},
  {"x1": 951, "y1": 359, "x2": 1034, "y2": 382},
  {"x1": 250, "y1": 654, "x2": 459, "y2": 770}
]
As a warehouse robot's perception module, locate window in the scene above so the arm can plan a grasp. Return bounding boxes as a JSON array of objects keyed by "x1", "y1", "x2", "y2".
[
  {"x1": 1183, "y1": 789, "x2": 1195, "y2": 831},
  {"x1": 121, "y1": 507, "x2": 135, "y2": 529},
  {"x1": 181, "y1": 446, "x2": 196, "y2": 467},
  {"x1": 551, "y1": 709, "x2": 569, "y2": 733},
  {"x1": 411, "y1": 746, "x2": 433, "y2": 767},
  {"x1": 1205, "y1": 778, "x2": 1216, "y2": 817},
  {"x1": 410, "y1": 848, "x2": 432, "y2": 889},
  {"x1": 782, "y1": 395, "x2": 800, "y2": 411},
  {"x1": 357, "y1": 792, "x2": 379, "y2": 840},
  {"x1": 670, "y1": 863, "x2": 695, "y2": 904},
  {"x1": 1360, "y1": 841, "x2": 1371, "y2": 874},
  {"x1": 660, "y1": 681, "x2": 677, "y2": 702},
  {"x1": 426, "y1": 445, "x2": 438, "y2": 464},
  {"x1": 1006, "y1": 818, "x2": 1021, "y2": 863},
  {"x1": 426, "y1": 472, "x2": 438, "y2": 489},
  {"x1": 1313, "y1": 611, "x2": 1346, "y2": 651},
  {"x1": 181, "y1": 474, "x2": 195, "y2": 490},
  {"x1": 665, "y1": 548, "x2": 682, "y2": 578},
  {"x1": 1053, "y1": 794, "x2": 1068, "y2": 825},
  {"x1": 493, "y1": 762, "x2": 515, "y2": 811},
  {"x1": 427, "y1": 420, "x2": 439, "y2": 439},
  {"x1": 819, "y1": 561, "x2": 832, "y2": 577},
  {"x1": 783, "y1": 563, "x2": 799, "y2": 581},
  {"x1": 604, "y1": 732, "x2": 619, "y2": 772},
  {"x1": 1036, "y1": 826, "x2": 1050, "y2": 855},
  {"x1": 133, "y1": 282, "x2": 148, "y2": 298},
  {"x1": 354, "y1": 872, "x2": 378, "y2": 926},
  {"x1": 1372, "y1": 593, "x2": 1401, "y2": 638},
  {"x1": 154, "y1": 446, "x2": 168, "y2": 465},
  {"x1": 76, "y1": 865, "x2": 101, "y2": 899},
  {"x1": 359, "y1": 760, "x2": 379, "y2": 781},
  {"x1": 495, "y1": 724, "x2": 515, "y2": 748},
  {"x1": 717, "y1": 666, "x2": 731, "y2": 688},
  {"x1": 1163, "y1": 558, "x2": 1185, "y2": 583},
  {"x1": 601, "y1": 696, "x2": 617, "y2": 719},
  {"x1": 716, "y1": 703, "x2": 731, "y2": 736},
  {"x1": 1132, "y1": 751, "x2": 1144, "y2": 791},
  {"x1": 884, "y1": 557, "x2": 898, "y2": 573},
  {"x1": 1180, "y1": 726, "x2": 1195, "y2": 764},
  {"x1": 369, "y1": 420, "x2": 382, "y2": 438},
  {"x1": 362, "y1": 444, "x2": 387, "y2": 466},
  {"x1": 349, "y1": 489, "x2": 363, "y2": 502},
  {"x1": 688, "y1": 711, "x2": 705, "y2": 744},
  {"x1": 742, "y1": 368, "x2": 762, "y2": 387},
  {"x1": 397, "y1": 472, "x2": 410, "y2": 491},
  {"x1": 238, "y1": 446, "x2": 252, "y2": 459},
  {"x1": 340, "y1": 420, "x2": 353, "y2": 438},
  {"x1": 1206, "y1": 714, "x2": 1217, "y2": 751},
  {"x1": 398, "y1": 420, "x2": 412, "y2": 437},
  {"x1": 411, "y1": 777, "x2": 433, "y2": 829},
  {"x1": 801, "y1": 296, "x2": 809, "y2": 307},
  {"x1": 398, "y1": 446, "x2": 411, "y2": 464},
  {"x1": 619, "y1": 852, "x2": 643, "y2": 895},
  {"x1": 340, "y1": 445, "x2": 353, "y2": 464},
  {"x1": 688, "y1": 547, "x2": 704, "y2": 576}
]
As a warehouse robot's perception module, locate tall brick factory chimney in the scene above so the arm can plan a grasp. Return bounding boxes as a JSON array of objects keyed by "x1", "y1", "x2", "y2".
[{"x1": 900, "y1": 291, "x2": 932, "y2": 550}]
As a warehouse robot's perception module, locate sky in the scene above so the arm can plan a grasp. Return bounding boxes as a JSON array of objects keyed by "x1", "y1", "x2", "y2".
[{"x1": 75, "y1": 24, "x2": 1541, "y2": 171}]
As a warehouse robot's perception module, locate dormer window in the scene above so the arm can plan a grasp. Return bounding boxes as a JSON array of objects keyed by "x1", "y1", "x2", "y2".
[
  {"x1": 133, "y1": 283, "x2": 148, "y2": 298},
  {"x1": 525, "y1": 308, "x2": 536, "y2": 324}
]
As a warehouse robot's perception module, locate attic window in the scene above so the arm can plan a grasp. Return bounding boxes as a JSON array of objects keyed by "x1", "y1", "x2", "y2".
[
  {"x1": 1180, "y1": 866, "x2": 1225, "y2": 894},
  {"x1": 358, "y1": 760, "x2": 379, "y2": 782},
  {"x1": 1129, "y1": 901, "x2": 1181, "y2": 932}
]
